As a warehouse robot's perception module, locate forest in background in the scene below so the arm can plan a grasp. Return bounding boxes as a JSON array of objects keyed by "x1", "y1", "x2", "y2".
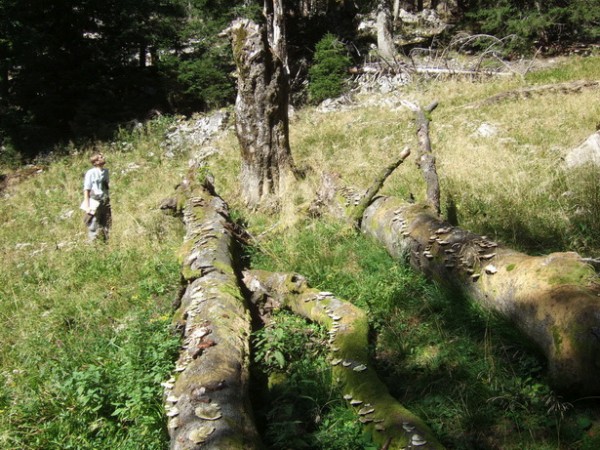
[{"x1": 1, "y1": 0, "x2": 599, "y2": 161}]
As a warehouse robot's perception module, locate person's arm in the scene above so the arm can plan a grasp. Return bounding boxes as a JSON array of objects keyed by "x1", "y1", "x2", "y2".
[
  {"x1": 83, "y1": 169, "x2": 92, "y2": 212},
  {"x1": 83, "y1": 189, "x2": 91, "y2": 213}
]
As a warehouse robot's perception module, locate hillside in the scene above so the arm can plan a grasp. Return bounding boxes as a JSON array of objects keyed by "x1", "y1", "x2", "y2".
[{"x1": 1, "y1": 54, "x2": 600, "y2": 449}]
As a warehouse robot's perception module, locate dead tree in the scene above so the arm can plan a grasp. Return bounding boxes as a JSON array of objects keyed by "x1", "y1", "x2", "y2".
[
  {"x1": 403, "y1": 100, "x2": 441, "y2": 214},
  {"x1": 308, "y1": 99, "x2": 600, "y2": 395},
  {"x1": 161, "y1": 172, "x2": 261, "y2": 450},
  {"x1": 228, "y1": 13, "x2": 295, "y2": 209},
  {"x1": 162, "y1": 167, "x2": 445, "y2": 449},
  {"x1": 361, "y1": 199, "x2": 600, "y2": 395},
  {"x1": 353, "y1": 101, "x2": 600, "y2": 395},
  {"x1": 376, "y1": 0, "x2": 397, "y2": 63}
]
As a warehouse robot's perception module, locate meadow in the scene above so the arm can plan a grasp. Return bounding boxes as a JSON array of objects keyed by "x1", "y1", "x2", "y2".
[{"x1": 1, "y1": 55, "x2": 599, "y2": 449}]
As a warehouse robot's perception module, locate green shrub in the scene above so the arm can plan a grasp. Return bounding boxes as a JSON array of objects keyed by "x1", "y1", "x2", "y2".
[{"x1": 308, "y1": 34, "x2": 352, "y2": 104}]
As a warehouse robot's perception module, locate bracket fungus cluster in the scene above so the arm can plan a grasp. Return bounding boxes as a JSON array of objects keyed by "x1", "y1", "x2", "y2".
[
  {"x1": 162, "y1": 176, "x2": 260, "y2": 450},
  {"x1": 362, "y1": 198, "x2": 600, "y2": 395},
  {"x1": 165, "y1": 174, "x2": 446, "y2": 448}
]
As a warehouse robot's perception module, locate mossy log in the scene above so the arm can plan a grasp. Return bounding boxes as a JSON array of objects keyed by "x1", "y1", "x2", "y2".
[
  {"x1": 243, "y1": 270, "x2": 445, "y2": 450},
  {"x1": 165, "y1": 178, "x2": 261, "y2": 450},
  {"x1": 473, "y1": 80, "x2": 600, "y2": 108},
  {"x1": 361, "y1": 197, "x2": 600, "y2": 395}
]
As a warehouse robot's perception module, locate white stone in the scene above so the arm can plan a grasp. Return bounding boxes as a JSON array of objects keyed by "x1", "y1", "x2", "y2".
[{"x1": 565, "y1": 131, "x2": 600, "y2": 168}]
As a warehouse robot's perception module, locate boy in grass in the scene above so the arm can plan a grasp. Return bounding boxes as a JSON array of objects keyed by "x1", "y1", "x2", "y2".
[{"x1": 83, "y1": 152, "x2": 111, "y2": 242}]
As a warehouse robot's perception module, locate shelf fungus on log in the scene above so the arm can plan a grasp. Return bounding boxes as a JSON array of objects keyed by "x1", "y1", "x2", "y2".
[
  {"x1": 163, "y1": 175, "x2": 261, "y2": 450},
  {"x1": 242, "y1": 270, "x2": 445, "y2": 450},
  {"x1": 361, "y1": 198, "x2": 600, "y2": 395}
]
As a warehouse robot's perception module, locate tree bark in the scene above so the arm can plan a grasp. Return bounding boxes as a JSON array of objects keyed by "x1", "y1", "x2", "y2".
[
  {"x1": 360, "y1": 198, "x2": 600, "y2": 395},
  {"x1": 403, "y1": 100, "x2": 441, "y2": 214},
  {"x1": 264, "y1": 0, "x2": 288, "y2": 74},
  {"x1": 229, "y1": 17, "x2": 295, "y2": 209},
  {"x1": 243, "y1": 270, "x2": 445, "y2": 450},
  {"x1": 376, "y1": 0, "x2": 397, "y2": 63},
  {"x1": 163, "y1": 174, "x2": 261, "y2": 450}
]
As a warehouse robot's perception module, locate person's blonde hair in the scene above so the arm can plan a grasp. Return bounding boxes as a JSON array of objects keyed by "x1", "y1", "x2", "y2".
[{"x1": 90, "y1": 153, "x2": 105, "y2": 166}]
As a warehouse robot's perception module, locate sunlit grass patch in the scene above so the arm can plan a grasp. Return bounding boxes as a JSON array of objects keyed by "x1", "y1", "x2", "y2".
[{"x1": 0, "y1": 123, "x2": 185, "y2": 449}]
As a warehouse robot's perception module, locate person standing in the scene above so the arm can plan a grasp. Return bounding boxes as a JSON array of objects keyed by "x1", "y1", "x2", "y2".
[{"x1": 83, "y1": 152, "x2": 111, "y2": 242}]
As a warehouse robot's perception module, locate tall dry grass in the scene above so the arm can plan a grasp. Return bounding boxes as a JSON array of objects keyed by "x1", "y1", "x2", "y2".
[{"x1": 210, "y1": 55, "x2": 600, "y2": 254}]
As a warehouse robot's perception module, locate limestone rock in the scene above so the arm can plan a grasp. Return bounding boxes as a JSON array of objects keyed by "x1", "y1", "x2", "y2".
[{"x1": 565, "y1": 131, "x2": 600, "y2": 168}]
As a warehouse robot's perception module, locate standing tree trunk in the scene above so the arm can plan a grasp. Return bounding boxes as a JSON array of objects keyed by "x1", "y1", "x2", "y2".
[
  {"x1": 264, "y1": 0, "x2": 288, "y2": 74},
  {"x1": 229, "y1": 6, "x2": 295, "y2": 209},
  {"x1": 376, "y1": 0, "x2": 397, "y2": 63}
]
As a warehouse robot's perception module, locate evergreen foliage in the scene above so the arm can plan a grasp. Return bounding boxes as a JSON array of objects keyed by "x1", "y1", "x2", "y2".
[
  {"x1": 0, "y1": 0, "x2": 241, "y2": 158},
  {"x1": 308, "y1": 34, "x2": 352, "y2": 104},
  {"x1": 464, "y1": 0, "x2": 600, "y2": 53}
]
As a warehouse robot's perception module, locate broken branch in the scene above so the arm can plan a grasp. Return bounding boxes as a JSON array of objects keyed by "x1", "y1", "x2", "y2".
[
  {"x1": 402, "y1": 100, "x2": 441, "y2": 214},
  {"x1": 350, "y1": 146, "x2": 411, "y2": 225}
]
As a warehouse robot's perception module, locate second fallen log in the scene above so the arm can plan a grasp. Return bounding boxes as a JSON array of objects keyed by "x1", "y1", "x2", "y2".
[{"x1": 361, "y1": 198, "x2": 600, "y2": 395}]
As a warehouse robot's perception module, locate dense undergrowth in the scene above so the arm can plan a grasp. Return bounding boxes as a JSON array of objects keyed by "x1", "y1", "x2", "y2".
[{"x1": 1, "y1": 55, "x2": 599, "y2": 449}]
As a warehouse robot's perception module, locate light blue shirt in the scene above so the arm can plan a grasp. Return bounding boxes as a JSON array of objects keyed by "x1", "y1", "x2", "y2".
[{"x1": 83, "y1": 167, "x2": 110, "y2": 201}]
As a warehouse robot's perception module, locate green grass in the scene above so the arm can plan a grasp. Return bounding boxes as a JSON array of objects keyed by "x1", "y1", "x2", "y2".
[
  {"x1": 0, "y1": 120, "x2": 186, "y2": 449},
  {"x1": 525, "y1": 55, "x2": 600, "y2": 84}
]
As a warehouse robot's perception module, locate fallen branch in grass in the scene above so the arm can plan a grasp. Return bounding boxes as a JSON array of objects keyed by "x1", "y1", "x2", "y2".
[{"x1": 243, "y1": 269, "x2": 445, "y2": 450}]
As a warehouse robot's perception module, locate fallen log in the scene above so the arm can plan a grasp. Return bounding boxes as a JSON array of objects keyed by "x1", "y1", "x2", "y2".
[
  {"x1": 243, "y1": 269, "x2": 445, "y2": 450},
  {"x1": 162, "y1": 174, "x2": 261, "y2": 450},
  {"x1": 471, "y1": 80, "x2": 600, "y2": 108},
  {"x1": 342, "y1": 99, "x2": 600, "y2": 395},
  {"x1": 361, "y1": 198, "x2": 600, "y2": 395}
]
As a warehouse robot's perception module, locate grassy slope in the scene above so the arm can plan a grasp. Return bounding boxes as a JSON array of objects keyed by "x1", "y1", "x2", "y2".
[
  {"x1": 0, "y1": 120, "x2": 186, "y2": 449},
  {"x1": 0, "y1": 55, "x2": 599, "y2": 449}
]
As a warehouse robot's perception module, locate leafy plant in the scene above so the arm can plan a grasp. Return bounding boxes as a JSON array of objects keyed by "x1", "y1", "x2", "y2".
[{"x1": 308, "y1": 34, "x2": 352, "y2": 104}]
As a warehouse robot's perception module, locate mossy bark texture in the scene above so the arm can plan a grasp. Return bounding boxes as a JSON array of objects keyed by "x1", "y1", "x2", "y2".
[
  {"x1": 166, "y1": 180, "x2": 261, "y2": 450},
  {"x1": 361, "y1": 197, "x2": 600, "y2": 395},
  {"x1": 243, "y1": 270, "x2": 445, "y2": 450},
  {"x1": 229, "y1": 18, "x2": 294, "y2": 208}
]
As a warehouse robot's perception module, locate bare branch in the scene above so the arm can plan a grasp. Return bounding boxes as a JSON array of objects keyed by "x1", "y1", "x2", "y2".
[
  {"x1": 350, "y1": 147, "x2": 411, "y2": 224},
  {"x1": 403, "y1": 100, "x2": 441, "y2": 214}
]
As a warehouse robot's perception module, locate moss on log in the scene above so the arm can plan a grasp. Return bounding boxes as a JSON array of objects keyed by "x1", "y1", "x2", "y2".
[
  {"x1": 165, "y1": 178, "x2": 261, "y2": 450},
  {"x1": 243, "y1": 270, "x2": 445, "y2": 450},
  {"x1": 361, "y1": 197, "x2": 600, "y2": 395}
]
